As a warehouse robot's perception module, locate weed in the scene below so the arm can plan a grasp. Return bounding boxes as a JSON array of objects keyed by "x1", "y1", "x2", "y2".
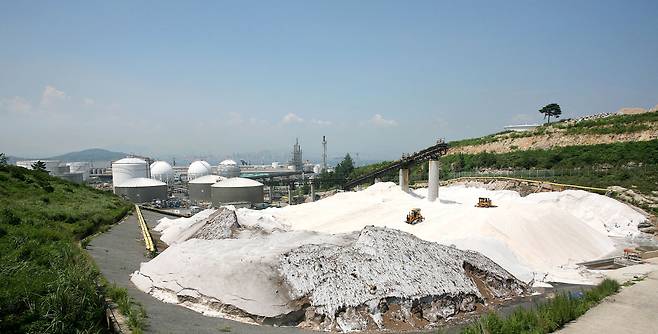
[{"x1": 461, "y1": 279, "x2": 620, "y2": 334}]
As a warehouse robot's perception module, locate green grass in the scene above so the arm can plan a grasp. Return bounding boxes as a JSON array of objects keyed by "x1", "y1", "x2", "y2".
[
  {"x1": 104, "y1": 283, "x2": 147, "y2": 333},
  {"x1": 440, "y1": 140, "x2": 658, "y2": 172},
  {"x1": 0, "y1": 164, "x2": 133, "y2": 333},
  {"x1": 554, "y1": 111, "x2": 658, "y2": 135},
  {"x1": 461, "y1": 279, "x2": 620, "y2": 334}
]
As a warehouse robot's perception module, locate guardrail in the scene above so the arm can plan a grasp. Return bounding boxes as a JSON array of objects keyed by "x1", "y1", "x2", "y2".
[
  {"x1": 446, "y1": 176, "x2": 609, "y2": 194},
  {"x1": 134, "y1": 205, "x2": 156, "y2": 253}
]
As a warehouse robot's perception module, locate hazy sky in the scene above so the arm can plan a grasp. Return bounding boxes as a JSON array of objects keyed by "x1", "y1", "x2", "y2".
[{"x1": 1, "y1": 0, "x2": 657, "y2": 161}]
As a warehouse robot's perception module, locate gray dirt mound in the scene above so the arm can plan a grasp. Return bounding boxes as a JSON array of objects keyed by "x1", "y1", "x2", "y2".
[
  {"x1": 278, "y1": 225, "x2": 527, "y2": 331},
  {"x1": 190, "y1": 208, "x2": 240, "y2": 240}
]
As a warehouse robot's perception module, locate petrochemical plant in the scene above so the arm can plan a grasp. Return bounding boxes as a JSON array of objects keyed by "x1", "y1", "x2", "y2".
[{"x1": 15, "y1": 137, "x2": 332, "y2": 213}]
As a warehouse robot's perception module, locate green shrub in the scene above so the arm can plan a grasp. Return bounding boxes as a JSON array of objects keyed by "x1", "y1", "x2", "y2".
[
  {"x1": 1, "y1": 208, "x2": 21, "y2": 225},
  {"x1": 461, "y1": 279, "x2": 620, "y2": 334}
]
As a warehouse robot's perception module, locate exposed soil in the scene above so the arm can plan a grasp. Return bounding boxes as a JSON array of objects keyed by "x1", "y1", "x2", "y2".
[{"x1": 448, "y1": 123, "x2": 658, "y2": 155}]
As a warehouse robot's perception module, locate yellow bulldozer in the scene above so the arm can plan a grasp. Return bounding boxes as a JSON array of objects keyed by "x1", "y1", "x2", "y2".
[
  {"x1": 475, "y1": 197, "x2": 497, "y2": 208},
  {"x1": 405, "y1": 208, "x2": 425, "y2": 225}
]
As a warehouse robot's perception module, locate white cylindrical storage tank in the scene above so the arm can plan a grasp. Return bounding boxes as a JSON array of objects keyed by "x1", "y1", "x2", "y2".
[
  {"x1": 211, "y1": 177, "x2": 264, "y2": 207},
  {"x1": 189, "y1": 175, "x2": 226, "y2": 202},
  {"x1": 217, "y1": 159, "x2": 241, "y2": 178},
  {"x1": 187, "y1": 160, "x2": 211, "y2": 181},
  {"x1": 150, "y1": 161, "x2": 174, "y2": 184},
  {"x1": 17, "y1": 160, "x2": 61, "y2": 174},
  {"x1": 67, "y1": 162, "x2": 91, "y2": 181},
  {"x1": 271, "y1": 162, "x2": 279, "y2": 168},
  {"x1": 114, "y1": 178, "x2": 167, "y2": 203},
  {"x1": 111, "y1": 158, "x2": 148, "y2": 191}
]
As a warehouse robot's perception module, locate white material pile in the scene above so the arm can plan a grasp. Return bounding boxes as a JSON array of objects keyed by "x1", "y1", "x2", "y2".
[
  {"x1": 245, "y1": 183, "x2": 647, "y2": 283},
  {"x1": 279, "y1": 226, "x2": 525, "y2": 330},
  {"x1": 131, "y1": 182, "x2": 649, "y2": 331}
]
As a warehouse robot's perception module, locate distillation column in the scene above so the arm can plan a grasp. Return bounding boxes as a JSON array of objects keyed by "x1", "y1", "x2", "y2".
[
  {"x1": 399, "y1": 168, "x2": 410, "y2": 192},
  {"x1": 427, "y1": 160, "x2": 440, "y2": 201}
]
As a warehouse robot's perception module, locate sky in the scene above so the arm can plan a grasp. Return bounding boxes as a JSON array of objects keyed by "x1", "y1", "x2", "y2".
[{"x1": 1, "y1": 0, "x2": 657, "y2": 161}]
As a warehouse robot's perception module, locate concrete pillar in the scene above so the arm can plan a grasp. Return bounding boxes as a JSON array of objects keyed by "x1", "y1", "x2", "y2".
[
  {"x1": 288, "y1": 186, "x2": 293, "y2": 205},
  {"x1": 310, "y1": 182, "x2": 316, "y2": 202},
  {"x1": 428, "y1": 160, "x2": 440, "y2": 202},
  {"x1": 399, "y1": 168, "x2": 410, "y2": 192}
]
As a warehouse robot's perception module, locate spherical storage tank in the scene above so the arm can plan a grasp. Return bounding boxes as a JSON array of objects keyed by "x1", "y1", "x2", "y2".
[
  {"x1": 187, "y1": 160, "x2": 211, "y2": 180},
  {"x1": 217, "y1": 159, "x2": 241, "y2": 178},
  {"x1": 112, "y1": 158, "x2": 148, "y2": 191},
  {"x1": 114, "y1": 178, "x2": 167, "y2": 203},
  {"x1": 211, "y1": 177, "x2": 264, "y2": 207},
  {"x1": 189, "y1": 175, "x2": 226, "y2": 202},
  {"x1": 150, "y1": 161, "x2": 174, "y2": 184}
]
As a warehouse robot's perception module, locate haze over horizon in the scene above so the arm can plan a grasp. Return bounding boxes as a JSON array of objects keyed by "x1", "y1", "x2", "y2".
[{"x1": 1, "y1": 0, "x2": 657, "y2": 161}]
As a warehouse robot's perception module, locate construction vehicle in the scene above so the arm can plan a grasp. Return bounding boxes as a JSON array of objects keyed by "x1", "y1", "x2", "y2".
[
  {"x1": 475, "y1": 197, "x2": 497, "y2": 208},
  {"x1": 405, "y1": 208, "x2": 425, "y2": 225}
]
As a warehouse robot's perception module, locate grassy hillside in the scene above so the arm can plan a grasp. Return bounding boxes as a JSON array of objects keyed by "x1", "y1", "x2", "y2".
[
  {"x1": 348, "y1": 140, "x2": 658, "y2": 214},
  {"x1": 449, "y1": 111, "x2": 658, "y2": 149},
  {"x1": 0, "y1": 164, "x2": 132, "y2": 333}
]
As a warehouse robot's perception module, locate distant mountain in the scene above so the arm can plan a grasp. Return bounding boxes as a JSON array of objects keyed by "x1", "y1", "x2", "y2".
[{"x1": 46, "y1": 148, "x2": 127, "y2": 162}]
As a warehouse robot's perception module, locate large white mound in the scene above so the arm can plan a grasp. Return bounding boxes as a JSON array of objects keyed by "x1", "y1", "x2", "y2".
[
  {"x1": 237, "y1": 183, "x2": 646, "y2": 283},
  {"x1": 131, "y1": 183, "x2": 648, "y2": 331}
]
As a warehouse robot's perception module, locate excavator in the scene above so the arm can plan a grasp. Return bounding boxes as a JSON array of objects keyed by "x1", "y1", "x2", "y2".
[{"x1": 405, "y1": 208, "x2": 425, "y2": 225}]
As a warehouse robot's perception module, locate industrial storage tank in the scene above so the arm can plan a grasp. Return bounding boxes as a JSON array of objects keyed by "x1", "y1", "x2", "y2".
[
  {"x1": 67, "y1": 162, "x2": 90, "y2": 181},
  {"x1": 211, "y1": 177, "x2": 264, "y2": 207},
  {"x1": 16, "y1": 160, "x2": 62, "y2": 175},
  {"x1": 114, "y1": 178, "x2": 167, "y2": 203},
  {"x1": 150, "y1": 161, "x2": 174, "y2": 184},
  {"x1": 189, "y1": 175, "x2": 226, "y2": 202},
  {"x1": 187, "y1": 160, "x2": 211, "y2": 180},
  {"x1": 217, "y1": 159, "x2": 241, "y2": 178},
  {"x1": 112, "y1": 157, "x2": 148, "y2": 191}
]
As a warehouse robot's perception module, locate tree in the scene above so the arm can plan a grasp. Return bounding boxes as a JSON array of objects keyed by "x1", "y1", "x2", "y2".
[
  {"x1": 539, "y1": 103, "x2": 562, "y2": 124},
  {"x1": 0, "y1": 153, "x2": 7, "y2": 165},
  {"x1": 335, "y1": 153, "x2": 355, "y2": 181},
  {"x1": 31, "y1": 160, "x2": 47, "y2": 172}
]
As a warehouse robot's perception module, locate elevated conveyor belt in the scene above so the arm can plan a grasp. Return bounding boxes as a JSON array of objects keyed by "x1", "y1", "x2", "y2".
[{"x1": 344, "y1": 141, "x2": 449, "y2": 190}]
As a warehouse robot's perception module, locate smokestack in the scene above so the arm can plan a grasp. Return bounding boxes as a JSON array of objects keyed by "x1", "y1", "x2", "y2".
[{"x1": 322, "y1": 136, "x2": 327, "y2": 170}]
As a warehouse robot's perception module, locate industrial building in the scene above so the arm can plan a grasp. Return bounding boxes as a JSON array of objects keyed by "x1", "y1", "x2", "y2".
[
  {"x1": 114, "y1": 177, "x2": 167, "y2": 203},
  {"x1": 289, "y1": 138, "x2": 303, "y2": 171},
  {"x1": 150, "y1": 161, "x2": 174, "y2": 184},
  {"x1": 187, "y1": 160, "x2": 211, "y2": 181},
  {"x1": 112, "y1": 157, "x2": 149, "y2": 190},
  {"x1": 211, "y1": 177, "x2": 264, "y2": 207},
  {"x1": 189, "y1": 174, "x2": 225, "y2": 203},
  {"x1": 16, "y1": 160, "x2": 86, "y2": 183},
  {"x1": 66, "y1": 162, "x2": 91, "y2": 181},
  {"x1": 217, "y1": 159, "x2": 241, "y2": 178}
]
